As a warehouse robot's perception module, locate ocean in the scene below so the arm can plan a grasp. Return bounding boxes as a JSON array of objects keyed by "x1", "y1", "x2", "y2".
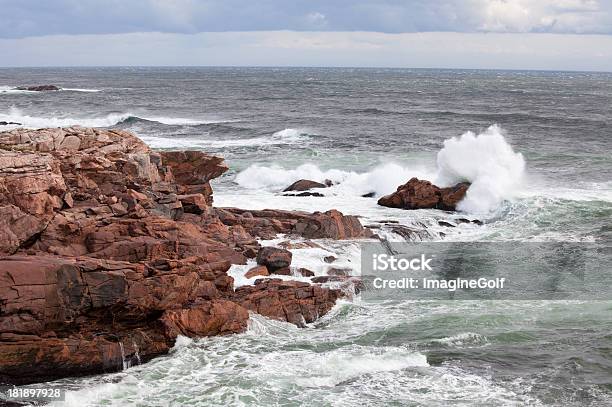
[{"x1": 1, "y1": 67, "x2": 611, "y2": 406}]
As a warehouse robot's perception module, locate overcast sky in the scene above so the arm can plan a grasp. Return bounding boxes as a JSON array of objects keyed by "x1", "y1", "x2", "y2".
[{"x1": 1, "y1": 0, "x2": 611, "y2": 70}]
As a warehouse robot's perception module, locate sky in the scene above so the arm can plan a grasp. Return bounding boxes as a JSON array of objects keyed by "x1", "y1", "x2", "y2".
[{"x1": 1, "y1": 0, "x2": 611, "y2": 70}]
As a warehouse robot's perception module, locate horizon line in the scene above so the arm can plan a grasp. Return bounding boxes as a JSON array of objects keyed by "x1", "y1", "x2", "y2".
[{"x1": 0, "y1": 65, "x2": 611, "y2": 74}]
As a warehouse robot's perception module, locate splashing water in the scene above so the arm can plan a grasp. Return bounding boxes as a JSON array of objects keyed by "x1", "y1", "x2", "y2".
[{"x1": 435, "y1": 124, "x2": 526, "y2": 213}]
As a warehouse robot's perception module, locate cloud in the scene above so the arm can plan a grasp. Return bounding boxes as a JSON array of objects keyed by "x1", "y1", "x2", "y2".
[
  {"x1": 1, "y1": 31, "x2": 611, "y2": 71},
  {"x1": 1, "y1": 0, "x2": 611, "y2": 38}
]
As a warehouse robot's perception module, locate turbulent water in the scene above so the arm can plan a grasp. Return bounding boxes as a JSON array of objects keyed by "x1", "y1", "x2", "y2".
[{"x1": 1, "y1": 67, "x2": 611, "y2": 406}]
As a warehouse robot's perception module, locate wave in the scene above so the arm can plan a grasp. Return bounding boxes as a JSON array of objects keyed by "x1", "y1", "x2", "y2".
[
  {"x1": 140, "y1": 128, "x2": 310, "y2": 150},
  {"x1": 235, "y1": 124, "x2": 526, "y2": 214},
  {"x1": 61, "y1": 88, "x2": 102, "y2": 93},
  {"x1": 235, "y1": 162, "x2": 435, "y2": 197},
  {"x1": 435, "y1": 124, "x2": 525, "y2": 213},
  {"x1": 0, "y1": 107, "x2": 229, "y2": 129}
]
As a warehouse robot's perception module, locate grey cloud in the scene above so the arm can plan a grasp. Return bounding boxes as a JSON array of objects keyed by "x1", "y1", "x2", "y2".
[{"x1": 1, "y1": 0, "x2": 611, "y2": 38}]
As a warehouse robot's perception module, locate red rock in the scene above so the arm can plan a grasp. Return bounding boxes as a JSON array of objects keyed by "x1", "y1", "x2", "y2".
[
  {"x1": 217, "y1": 208, "x2": 373, "y2": 240},
  {"x1": 256, "y1": 246, "x2": 292, "y2": 271},
  {"x1": 245, "y1": 265, "x2": 269, "y2": 279},
  {"x1": 233, "y1": 279, "x2": 341, "y2": 327},
  {"x1": 0, "y1": 127, "x2": 356, "y2": 384},
  {"x1": 160, "y1": 151, "x2": 228, "y2": 203},
  {"x1": 377, "y1": 177, "x2": 470, "y2": 211}
]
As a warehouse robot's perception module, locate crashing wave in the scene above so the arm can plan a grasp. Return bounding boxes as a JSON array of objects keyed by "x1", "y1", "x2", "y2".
[
  {"x1": 235, "y1": 124, "x2": 526, "y2": 214},
  {"x1": 0, "y1": 107, "x2": 230, "y2": 129}
]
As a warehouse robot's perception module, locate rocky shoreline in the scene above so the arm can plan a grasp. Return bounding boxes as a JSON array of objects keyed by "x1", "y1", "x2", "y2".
[{"x1": 0, "y1": 127, "x2": 372, "y2": 385}]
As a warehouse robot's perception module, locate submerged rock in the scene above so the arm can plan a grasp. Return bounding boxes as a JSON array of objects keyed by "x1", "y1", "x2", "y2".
[
  {"x1": 283, "y1": 191, "x2": 324, "y2": 197},
  {"x1": 378, "y1": 177, "x2": 470, "y2": 211},
  {"x1": 15, "y1": 85, "x2": 60, "y2": 91}
]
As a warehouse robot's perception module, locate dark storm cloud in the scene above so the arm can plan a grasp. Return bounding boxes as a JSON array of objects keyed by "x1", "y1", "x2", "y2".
[{"x1": 1, "y1": 0, "x2": 611, "y2": 38}]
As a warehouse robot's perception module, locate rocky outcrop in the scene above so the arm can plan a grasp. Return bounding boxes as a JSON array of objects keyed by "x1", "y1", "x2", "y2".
[
  {"x1": 378, "y1": 178, "x2": 470, "y2": 211},
  {"x1": 0, "y1": 127, "x2": 372, "y2": 384},
  {"x1": 0, "y1": 122, "x2": 21, "y2": 126},
  {"x1": 233, "y1": 279, "x2": 341, "y2": 327},
  {"x1": 159, "y1": 151, "x2": 228, "y2": 203},
  {"x1": 15, "y1": 85, "x2": 61, "y2": 91},
  {"x1": 217, "y1": 208, "x2": 374, "y2": 240}
]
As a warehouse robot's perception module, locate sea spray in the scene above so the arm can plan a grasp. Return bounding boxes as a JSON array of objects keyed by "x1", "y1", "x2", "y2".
[
  {"x1": 435, "y1": 124, "x2": 525, "y2": 213},
  {"x1": 235, "y1": 125, "x2": 524, "y2": 214},
  {"x1": 235, "y1": 162, "x2": 434, "y2": 197}
]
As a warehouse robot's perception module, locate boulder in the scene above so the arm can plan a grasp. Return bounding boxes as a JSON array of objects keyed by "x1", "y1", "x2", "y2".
[
  {"x1": 256, "y1": 246, "x2": 292, "y2": 271},
  {"x1": 245, "y1": 265, "x2": 269, "y2": 279},
  {"x1": 377, "y1": 178, "x2": 470, "y2": 211},
  {"x1": 283, "y1": 179, "x2": 326, "y2": 192}
]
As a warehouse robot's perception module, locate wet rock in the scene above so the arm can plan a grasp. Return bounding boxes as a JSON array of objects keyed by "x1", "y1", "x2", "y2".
[
  {"x1": 283, "y1": 179, "x2": 326, "y2": 192},
  {"x1": 217, "y1": 208, "x2": 373, "y2": 240},
  {"x1": 361, "y1": 192, "x2": 375, "y2": 198},
  {"x1": 327, "y1": 267, "x2": 351, "y2": 277},
  {"x1": 0, "y1": 121, "x2": 21, "y2": 126},
  {"x1": 233, "y1": 279, "x2": 341, "y2": 327},
  {"x1": 390, "y1": 225, "x2": 431, "y2": 241},
  {"x1": 256, "y1": 246, "x2": 292, "y2": 271},
  {"x1": 245, "y1": 265, "x2": 269, "y2": 279},
  {"x1": 277, "y1": 240, "x2": 323, "y2": 250},
  {"x1": 16, "y1": 85, "x2": 60, "y2": 91},
  {"x1": 297, "y1": 268, "x2": 315, "y2": 277},
  {"x1": 377, "y1": 177, "x2": 470, "y2": 211},
  {"x1": 270, "y1": 266, "x2": 292, "y2": 276},
  {"x1": 283, "y1": 191, "x2": 324, "y2": 197},
  {"x1": 438, "y1": 221, "x2": 456, "y2": 228},
  {"x1": 324, "y1": 255, "x2": 337, "y2": 263}
]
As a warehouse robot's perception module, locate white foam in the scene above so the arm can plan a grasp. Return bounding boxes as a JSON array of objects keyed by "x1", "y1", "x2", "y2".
[
  {"x1": 432, "y1": 332, "x2": 488, "y2": 347},
  {"x1": 435, "y1": 124, "x2": 526, "y2": 214},
  {"x1": 61, "y1": 88, "x2": 102, "y2": 93},
  {"x1": 235, "y1": 162, "x2": 434, "y2": 197},
  {"x1": 141, "y1": 127, "x2": 310, "y2": 150},
  {"x1": 0, "y1": 86, "x2": 36, "y2": 95},
  {"x1": 172, "y1": 335, "x2": 194, "y2": 349}
]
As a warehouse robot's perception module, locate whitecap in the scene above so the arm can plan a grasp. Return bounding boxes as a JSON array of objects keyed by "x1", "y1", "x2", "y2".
[{"x1": 0, "y1": 107, "x2": 230, "y2": 129}]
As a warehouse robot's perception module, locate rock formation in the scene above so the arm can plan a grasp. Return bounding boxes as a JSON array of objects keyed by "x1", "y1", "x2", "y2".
[
  {"x1": 283, "y1": 179, "x2": 327, "y2": 192},
  {"x1": 0, "y1": 127, "x2": 368, "y2": 385},
  {"x1": 15, "y1": 85, "x2": 61, "y2": 91},
  {"x1": 377, "y1": 177, "x2": 470, "y2": 211}
]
